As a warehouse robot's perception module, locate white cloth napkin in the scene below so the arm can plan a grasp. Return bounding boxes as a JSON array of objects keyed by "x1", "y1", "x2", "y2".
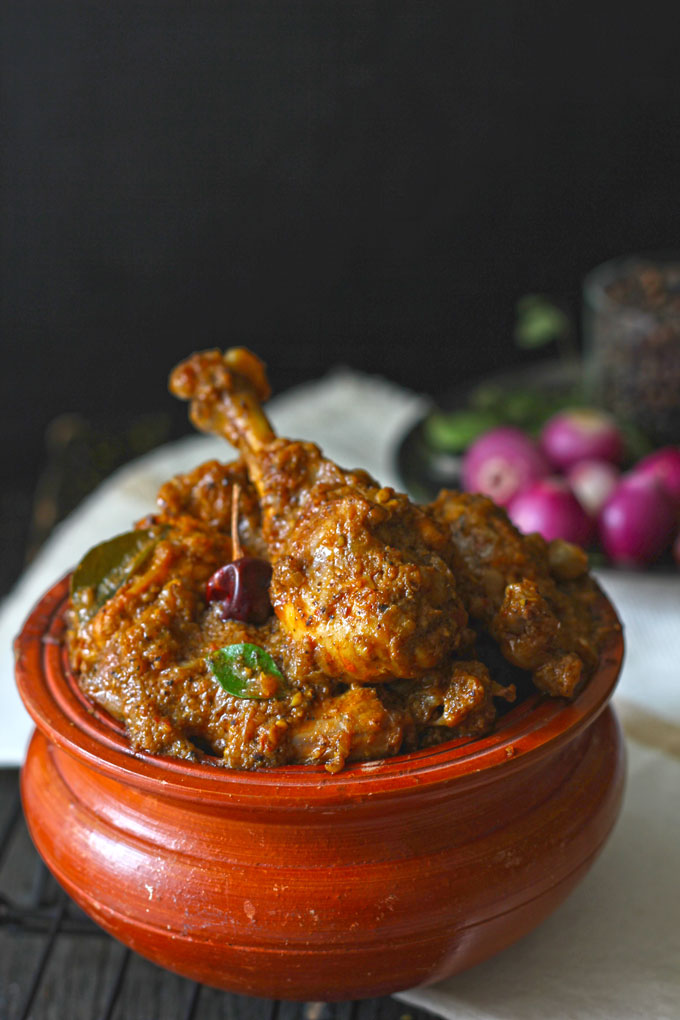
[
  {"x1": 397, "y1": 736, "x2": 680, "y2": 1020},
  {"x1": 1, "y1": 368, "x2": 679, "y2": 1019}
]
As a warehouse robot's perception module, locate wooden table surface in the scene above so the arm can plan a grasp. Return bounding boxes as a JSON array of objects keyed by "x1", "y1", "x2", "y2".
[
  {"x1": 0, "y1": 766, "x2": 436, "y2": 1020},
  {"x1": 0, "y1": 416, "x2": 438, "y2": 1020}
]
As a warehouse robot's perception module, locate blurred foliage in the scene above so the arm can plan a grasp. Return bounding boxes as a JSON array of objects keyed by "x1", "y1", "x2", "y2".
[
  {"x1": 423, "y1": 383, "x2": 583, "y2": 452},
  {"x1": 514, "y1": 294, "x2": 573, "y2": 351},
  {"x1": 423, "y1": 292, "x2": 653, "y2": 461}
]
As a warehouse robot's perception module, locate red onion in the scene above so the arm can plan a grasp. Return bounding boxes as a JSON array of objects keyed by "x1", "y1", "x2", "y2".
[
  {"x1": 599, "y1": 476, "x2": 676, "y2": 566},
  {"x1": 507, "y1": 477, "x2": 593, "y2": 546},
  {"x1": 627, "y1": 447, "x2": 680, "y2": 510},
  {"x1": 540, "y1": 408, "x2": 624, "y2": 470},
  {"x1": 461, "y1": 426, "x2": 549, "y2": 506},
  {"x1": 673, "y1": 530, "x2": 680, "y2": 569},
  {"x1": 567, "y1": 459, "x2": 620, "y2": 516}
]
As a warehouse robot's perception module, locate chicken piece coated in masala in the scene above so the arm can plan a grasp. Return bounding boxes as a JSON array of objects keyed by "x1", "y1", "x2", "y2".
[
  {"x1": 66, "y1": 347, "x2": 616, "y2": 775},
  {"x1": 429, "y1": 490, "x2": 608, "y2": 698},
  {"x1": 170, "y1": 348, "x2": 471, "y2": 683}
]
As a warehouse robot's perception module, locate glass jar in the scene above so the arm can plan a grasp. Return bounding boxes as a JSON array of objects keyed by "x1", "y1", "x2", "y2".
[{"x1": 583, "y1": 253, "x2": 680, "y2": 445}]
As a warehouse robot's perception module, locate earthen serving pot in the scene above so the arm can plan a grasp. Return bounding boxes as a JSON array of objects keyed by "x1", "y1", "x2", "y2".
[{"x1": 15, "y1": 576, "x2": 625, "y2": 1001}]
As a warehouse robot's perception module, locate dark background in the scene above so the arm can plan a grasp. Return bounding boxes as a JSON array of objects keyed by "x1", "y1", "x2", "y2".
[{"x1": 2, "y1": 1, "x2": 679, "y2": 516}]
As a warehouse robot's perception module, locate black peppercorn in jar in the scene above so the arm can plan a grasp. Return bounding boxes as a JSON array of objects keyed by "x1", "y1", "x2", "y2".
[{"x1": 583, "y1": 253, "x2": 680, "y2": 445}]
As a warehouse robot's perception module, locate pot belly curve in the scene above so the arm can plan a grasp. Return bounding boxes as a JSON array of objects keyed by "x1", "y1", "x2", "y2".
[{"x1": 20, "y1": 706, "x2": 625, "y2": 1001}]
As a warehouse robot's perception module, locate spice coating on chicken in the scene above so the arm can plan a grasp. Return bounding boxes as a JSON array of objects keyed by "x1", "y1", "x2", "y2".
[
  {"x1": 65, "y1": 349, "x2": 617, "y2": 774},
  {"x1": 66, "y1": 459, "x2": 504, "y2": 773},
  {"x1": 428, "y1": 490, "x2": 608, "y2": 697},
  {"x1": 170, "y1": 349, "x2": 471, "y2": 682}
]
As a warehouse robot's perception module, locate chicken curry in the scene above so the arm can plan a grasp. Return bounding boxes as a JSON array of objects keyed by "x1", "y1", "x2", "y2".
[{"x1": 66, "y1": 349, "x2": 617, "y2": 772}]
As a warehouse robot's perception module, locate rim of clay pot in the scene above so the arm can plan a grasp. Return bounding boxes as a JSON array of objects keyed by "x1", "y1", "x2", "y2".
[{"x1": 15, "y1": 576, "x2": 623, "y2": 807}]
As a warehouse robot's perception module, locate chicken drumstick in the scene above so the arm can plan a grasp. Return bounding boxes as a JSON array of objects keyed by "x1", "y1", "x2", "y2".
[{"x1": 170, "y1": 348, "x2": 470, "y2": 683}]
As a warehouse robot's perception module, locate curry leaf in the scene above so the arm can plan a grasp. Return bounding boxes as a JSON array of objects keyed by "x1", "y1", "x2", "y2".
[
  {"x1": 70, "y1": 529, "x2": 158, "y2": 619},
  {"x1": 423, "y1": 408, "x2": 500, "y2": 452},
  {"x1": 514, "y1": 295, "x2": 572, "y2": 350},
  {"x1": 207, "y1": 643, "x2": 285, "y2": 700}
]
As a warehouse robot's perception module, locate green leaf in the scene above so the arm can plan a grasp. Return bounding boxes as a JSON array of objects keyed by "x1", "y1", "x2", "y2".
[
  {"x1": 467, "y1": 380, "x2": 587, "y2": 436},
  {"x1": 70, "y1": 529, "x2": 158, "y2": 620},
  {"x1": 207, "y1": 643, "x2": 285, "y2": 700},
  {"x1": 514, "y1": 295, "x2": 571, "y2": 350},
  {"x1": 423, "y1": 409, "x2": 500, "y2": 452}
]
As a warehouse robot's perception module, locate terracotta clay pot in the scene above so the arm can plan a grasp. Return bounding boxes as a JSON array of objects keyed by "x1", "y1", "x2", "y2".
[{"x1": 15, "y1": 577, "x2": 625, "y2": 1001}]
